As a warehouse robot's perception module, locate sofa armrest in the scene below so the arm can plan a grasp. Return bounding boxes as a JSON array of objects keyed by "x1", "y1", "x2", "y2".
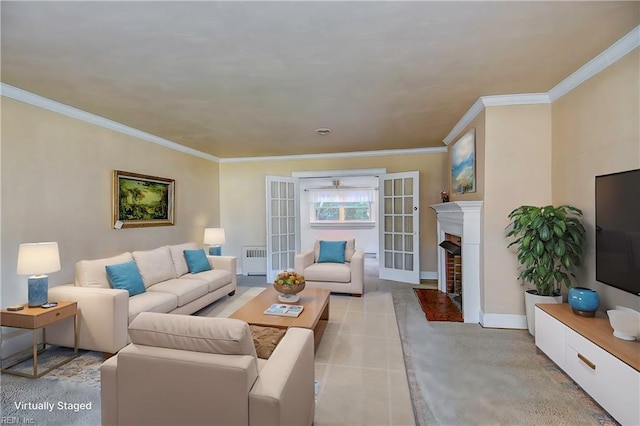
[
  {"x1": 349, "y1": 250, "x2": 365, "y2": 295},
  {"x1": 47, "y1": 284, "x2": 129, "y2": 354},
  {"x1": 249, "y1": 327, "x2": 315, "y2": 426},
  {"x1": 294, "y1": 250, "x2": 315, "y2": 274},
  {"x1": 207, "y1": 255, "x2": 237, "y2": 288}
]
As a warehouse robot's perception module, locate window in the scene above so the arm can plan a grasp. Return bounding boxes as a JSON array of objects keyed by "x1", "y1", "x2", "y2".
[{"x1": 309, "y1": 189, "x2": 375, "y2": 227}]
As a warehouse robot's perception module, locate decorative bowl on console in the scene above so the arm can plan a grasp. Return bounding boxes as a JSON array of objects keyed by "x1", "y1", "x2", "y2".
[
  {"x1": 606, "y1": 309, "x2": 640, "y2": 341},
  {"x1": 568, "y1": 287, "x2": 599, "y2": 317},
  {"x1": 273, "y1": 270, "x2": 305, "y2": 303}
]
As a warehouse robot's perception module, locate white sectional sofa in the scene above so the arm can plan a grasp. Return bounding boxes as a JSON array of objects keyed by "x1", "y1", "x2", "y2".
[{"x1": 47, "y1": 242, "x2": 237, "y2": 355}]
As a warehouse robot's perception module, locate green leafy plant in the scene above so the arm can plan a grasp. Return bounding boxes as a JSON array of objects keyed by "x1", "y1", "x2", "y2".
[{"x1": 506, "y1": 205, "x2": 586, "y2": 296}]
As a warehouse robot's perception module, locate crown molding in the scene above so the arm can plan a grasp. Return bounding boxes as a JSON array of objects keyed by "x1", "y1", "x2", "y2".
[
  {"x1": 443, "y1": 25, "x2": 640, "y2": 146},
  {"x1": 219, "y1": 146, "x2": 447, "y2": 163},
  {"x1": 548, "y1": 25, "x2": 639, "y2": 102},
  {"x1": 0, "y1": 83, "x2": 221, "y2": 163}
]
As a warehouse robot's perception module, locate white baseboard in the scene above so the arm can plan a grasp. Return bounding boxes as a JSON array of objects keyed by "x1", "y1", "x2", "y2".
[
  {"x1": 480, "y1": 311, "x2": 528, "y2": 329},
  {"x1": 420, "y1": 271, "x2": 438, "y2": 280}
]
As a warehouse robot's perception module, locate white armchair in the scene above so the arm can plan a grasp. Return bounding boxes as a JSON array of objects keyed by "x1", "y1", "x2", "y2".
[{"x1": 294, "y1": 239, "x2": 364, "y2": 297}]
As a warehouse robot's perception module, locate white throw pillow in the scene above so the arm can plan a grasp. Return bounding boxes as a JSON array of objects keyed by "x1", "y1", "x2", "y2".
[
  {"x1": 75, "y1": 252, "x2": 133, "y2": 288},
  {"x1": 167, "y1": 242, "x2": 199, "y2": 277},
  {"x1": 132, "y1": 246, "x2": 176, "y2": 287}
]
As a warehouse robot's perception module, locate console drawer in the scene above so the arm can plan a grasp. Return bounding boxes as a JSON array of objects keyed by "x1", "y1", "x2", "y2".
[{"x1": 566, "y1": 328, "x2": 639, "y2": 425}]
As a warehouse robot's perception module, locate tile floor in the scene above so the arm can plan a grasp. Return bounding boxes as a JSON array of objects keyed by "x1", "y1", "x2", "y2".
[{"x1": 313, "y1": 291, "x2": 415, "y2": 426}]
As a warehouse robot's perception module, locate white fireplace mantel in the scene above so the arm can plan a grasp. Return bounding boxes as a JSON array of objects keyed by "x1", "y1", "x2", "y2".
[{"x1": 431, "y1": 201, "x2": 483, "y2": 323}]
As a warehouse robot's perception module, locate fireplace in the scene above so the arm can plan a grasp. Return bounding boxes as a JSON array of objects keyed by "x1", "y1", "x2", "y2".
[
  {"x1": 431, "y1": 201, "x2": 483, "y2": 323},
  {"x1": 439, "y1": 234, "x2": 462, "y2": 309}
]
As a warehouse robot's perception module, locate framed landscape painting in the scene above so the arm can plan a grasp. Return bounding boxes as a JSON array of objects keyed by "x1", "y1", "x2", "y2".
[
  {"x1": 113, "y1": 170, "x2": 175, "y2": 228},
  {"x1": 451, "y1": 129, "x2": 476, "y2": 194}
]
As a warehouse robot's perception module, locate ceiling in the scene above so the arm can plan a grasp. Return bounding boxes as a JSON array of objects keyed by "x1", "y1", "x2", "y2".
[{"x1": 2, "y1": 1, "x2": 638, "y2": 159}]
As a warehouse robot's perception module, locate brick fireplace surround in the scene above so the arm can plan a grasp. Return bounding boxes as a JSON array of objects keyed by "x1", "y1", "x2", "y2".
[{"x1": 431, "y1": 201, "x2": 483, "y2": 323}]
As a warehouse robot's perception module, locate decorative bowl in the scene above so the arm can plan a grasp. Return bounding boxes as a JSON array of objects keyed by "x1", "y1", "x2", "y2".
[
  {"x1": 614, "y1": 306, "x2": 640, "y2": 339},
  {"x1": 607, "y1": 309, "x2": 640, "y2": 341},
  {"x1": 273, "y1": 270, "x2": 305, "y2": 302},
  {"x1": 568, "y1": 287, "x2": 599, "y2": 317}
]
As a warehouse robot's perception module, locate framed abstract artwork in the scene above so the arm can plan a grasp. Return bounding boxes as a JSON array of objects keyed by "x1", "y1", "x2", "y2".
[
  {"x1": 451, "y1": 129, "x2": 476, "y2": 194},
  {"x1": 112, "y1": 170, "x2": 175, "y2": 228}
]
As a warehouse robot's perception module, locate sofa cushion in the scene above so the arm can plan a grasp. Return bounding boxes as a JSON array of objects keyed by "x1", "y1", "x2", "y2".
[
  {"x1": 304, "y1": 262, "x2": 351, "y2": 283},
  {"x1": 105, "y1": 261, "x2": 146, "y2": 297},
  {"x1": 75, "y1": 252, "x2": 133, "y2": 288},
  {"x1": 146, "y1": 278, "x2": 209, "y2": 307},
  {"x1": 167, "y1": 242, "x2": 199, "y2": 277},
  {"x1": 128, "y1": 312, "x2": 257, "y2": 357},
  {"x1": 184, "y1": 249, "x2": 212, "y2": 274},
  {"x1": 128, "y1": 292, "x2": 178, "y2": 324},
  {"x1": 317, "y1": 240, "x2": 347, "y2": 263},
  {"x1": 182, "y1": 269, "x2": 232, "y2": 292},
  {"x1": 132, "y1": 246, "x2": 177, "y2": 287},
  {"x1": 315, "y1": 239, "x2": 355, "y2": 262}
]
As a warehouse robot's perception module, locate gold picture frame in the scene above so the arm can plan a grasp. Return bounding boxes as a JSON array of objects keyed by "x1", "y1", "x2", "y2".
[{"x1": 112, "y1": 170, "x2": 175, "y2": 228}]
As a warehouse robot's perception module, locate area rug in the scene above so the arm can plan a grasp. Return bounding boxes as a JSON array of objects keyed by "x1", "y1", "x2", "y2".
[
  {"x1": 413, "y1": 288, "x2": 463, "y2": 322},
  {"x1": 1, "y1": 348, "x2": 102, "y2": 425},
  {"x1": 392, "y1": 286, "x2": 617, "y2": 426}
]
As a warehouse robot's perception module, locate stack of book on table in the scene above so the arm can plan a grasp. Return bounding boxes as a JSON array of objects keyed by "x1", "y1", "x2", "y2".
[{"x1": 264, "y1": 303, "x2": 304, "y2": 317}]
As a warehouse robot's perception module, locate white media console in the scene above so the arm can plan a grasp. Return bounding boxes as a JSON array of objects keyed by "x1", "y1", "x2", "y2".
[{"x1": 535, "y1": 303, "x2": 639, "y2": 425}]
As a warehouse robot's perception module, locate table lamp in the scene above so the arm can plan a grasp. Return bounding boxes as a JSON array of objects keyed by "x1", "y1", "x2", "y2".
[
  {"x1": 203, "y1": 228, "x2": 225, "y2": 256},
  {"x1": 17, "y1": 242, "x2": 61, "y2": 307}
]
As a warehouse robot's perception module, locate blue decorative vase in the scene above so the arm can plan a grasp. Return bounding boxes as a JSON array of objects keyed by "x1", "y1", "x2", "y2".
[{"x1": 568, "y1": 287, "x2": 599, "y2": 317}]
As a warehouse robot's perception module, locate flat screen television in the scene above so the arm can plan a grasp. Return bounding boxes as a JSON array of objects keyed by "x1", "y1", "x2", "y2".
[{"x1": 595, "y1": 168, "x2": 640, "y2": 296}]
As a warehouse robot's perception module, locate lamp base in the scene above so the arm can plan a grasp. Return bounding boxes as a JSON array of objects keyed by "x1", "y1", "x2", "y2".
[
  {"x1": 209, "y1": 246, "x2": 222, "y2": 256},
  {"x1": 28, "y1": 275, "x2": 48, "y2": 307}
]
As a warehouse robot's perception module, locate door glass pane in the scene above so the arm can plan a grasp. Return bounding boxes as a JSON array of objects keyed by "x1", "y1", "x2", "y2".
[
  {"x1": 288, "y1": 252, "x2": 295, "y2": 267},
  {"x1": 394, "y1": 216, "x2": 403, "y2": 232},
  {"x1": 394, "y1": 234, "x2": 403, "y2": 251},
  {"x1": 280, "y1": 218, "x2": 287, "y2": 232},
  {"x1": 404, "y1": 197, "x2": 413, "y2": 214},
  {"x1": 288, "y1": 200, "x2": 295, "y2": 216},
  {"x1": 385, "y1": 251, "x2": 393, "y2": 268},
  {"x1": 384, "y1": 180, "x2": 392, "y2": 196},
  {"x1": 288, "y1": 218, "x2": 295, "y2": 233},
  {"x1": 287, "y1": 182, "x2": 294, "y2": 197},
  {"x1": 394, "y1": 253, "x2": 403, "y2": 269},
  {"x1": 385, "y1": 234, "x2": 392, "y2": 249},
  {"x1": 271, "y1": 181, "x2": 279, "y2": 197},
  {"x1": 271, "y1": 200, "x2": 279, "y2": 216},
  {"x1": 271, "y1": 218, "x2": 279, "y2": 234},
  {"x1": 280, "y1": 253, "x2": 287, "y2": 270},
  {"x1": 394, "y1": 179, "x2": 402, "y2": 196},
  {"x1": 404, "y1": 178, "x2": 413, "y2": 196},
  {"x1": 385, "y1": 198, "x2": 392, "y2": 214},
  {"x1": 279, "y1": 182, "x2": 287, "y2": 196},
  {"x1": 272, "y1": 253, "x2": 279, "y2": 270},
  {"x1": 272, "y1": 236, "x2": 279, "y2": 252},
  {"x1": 404, "y1": 235, "x2": 413, "y2": 252},
  {"x1": 394, "y1": 198, "x2": 402, "y2": 214},
  {"x1": 288, "y1": 234, "x2": 295, "y2": 249},
  {"x1": 280, "y1": 200, "x2": 287, "y2": 216},
  {"x1": 385, "y1": 216, "x2": 393, "y2": 231},
  {"x1": 280, "y1": 235, "x2": 287, "y2": 251},
  {"x1": 404, "y1": 254, "x2": 413, "y2": 271},
  {"x1": 404, "y1": 216, "x2": 413, "y2": 233}
]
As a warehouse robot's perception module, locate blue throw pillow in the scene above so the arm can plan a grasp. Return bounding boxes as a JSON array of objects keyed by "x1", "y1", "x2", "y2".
[
  {"x1": 184, "y1": 249, "x2": 212, "y2": 274},
  {"x1": 105, "y1": 261, "x2": 146, "y2": 297},
  {"x1": 317, "y1": 240, "x2": 347, "y2": 263}
]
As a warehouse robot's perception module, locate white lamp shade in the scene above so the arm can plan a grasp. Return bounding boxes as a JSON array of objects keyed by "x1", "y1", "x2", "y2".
[
  {"x1": 203, "y1": 228, "x2": 226, "y2": 245},
  {"x1": 17, "y1": 242, "x2": 61, "y2": 276}
]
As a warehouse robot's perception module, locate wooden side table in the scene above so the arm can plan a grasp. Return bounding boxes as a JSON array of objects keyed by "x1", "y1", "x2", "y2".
[{"x1": 1, "y1": 301, "x2": 78, "y2": 378}]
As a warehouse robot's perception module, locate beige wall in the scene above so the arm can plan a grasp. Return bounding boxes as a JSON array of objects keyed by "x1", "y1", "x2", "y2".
[
  {"x1": 1, "y1": 98, "x2": 220, "y2": 307},
  {"x1": 552, "y1": 49, "x2": 640, "y2": 310},
  {"x1": 483, "y1": 104, "x2": 553, "y2": 315},
  {"x1": 219, "y1": 153, "x2": 448, "y2": 275}
]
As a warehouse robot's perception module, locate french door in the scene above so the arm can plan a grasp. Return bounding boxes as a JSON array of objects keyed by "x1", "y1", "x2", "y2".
[
  {"x1": 379, "y1": 171, "x2": 420, "y2": 284},
  {"x1": 265, "y1": 176, "x2": 300, "y2": 282}
]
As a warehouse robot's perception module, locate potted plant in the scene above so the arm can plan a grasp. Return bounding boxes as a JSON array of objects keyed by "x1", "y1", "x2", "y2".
[{"x1": 506, "y1": 205, "x2": 586, "y2": 335}]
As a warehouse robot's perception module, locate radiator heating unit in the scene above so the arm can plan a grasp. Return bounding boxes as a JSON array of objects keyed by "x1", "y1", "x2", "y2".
[{"x1": 242, "y1": 246, "x2": 267, "y2": 276}]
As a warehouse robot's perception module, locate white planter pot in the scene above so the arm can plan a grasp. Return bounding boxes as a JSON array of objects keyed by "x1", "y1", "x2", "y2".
[{"x1": 524, "y1": 290, "x2": 562, "y2": 336}]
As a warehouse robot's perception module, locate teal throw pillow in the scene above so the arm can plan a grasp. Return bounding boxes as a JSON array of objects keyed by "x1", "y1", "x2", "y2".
[
  {"x1": 105, "y1": 261, "x2": 146, "y2": 297},
  {"x1": 317, "y1": 240, "x2": 347, "y2": 263},
  {"x1": 184, "y1": 249, "x2": 212, "y2": 274}
]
